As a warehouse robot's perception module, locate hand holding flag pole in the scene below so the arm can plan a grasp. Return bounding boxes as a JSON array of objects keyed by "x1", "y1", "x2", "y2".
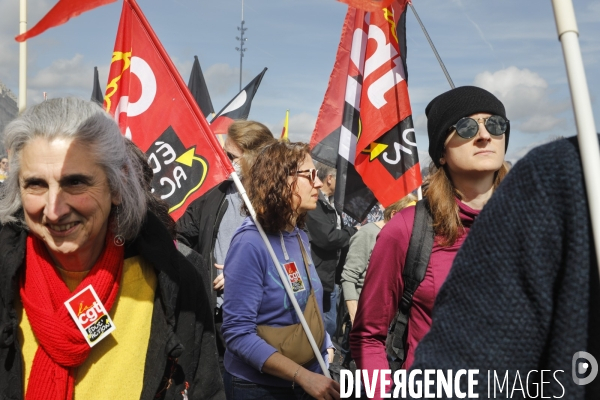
[{"x1": 551, "y1": 0, "x2": 600, "y2": 276}]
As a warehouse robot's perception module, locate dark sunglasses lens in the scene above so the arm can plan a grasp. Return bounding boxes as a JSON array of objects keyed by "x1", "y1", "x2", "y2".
[
  {"x1": 485, "y1": 115, "x2": 507, "y2": 135},
  {"x1": 311, "y1": 169, "x2": 317, "y2": 182},
  {"x1": 455, "y1": 118, "x2": 479, "y2": 139}
]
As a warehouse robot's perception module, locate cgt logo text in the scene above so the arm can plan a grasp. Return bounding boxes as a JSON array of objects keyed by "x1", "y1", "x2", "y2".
[{"x1": 340, "y1": 353, "x2": 598, "y2": 399}]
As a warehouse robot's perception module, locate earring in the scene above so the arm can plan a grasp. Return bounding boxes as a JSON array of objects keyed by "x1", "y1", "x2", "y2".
[
  {"x1": 439, "y1": 158, "x2": 446, "y2": 165},
  {"x1": 114, "y1": 206, "x2": 125, "y2": 246}
]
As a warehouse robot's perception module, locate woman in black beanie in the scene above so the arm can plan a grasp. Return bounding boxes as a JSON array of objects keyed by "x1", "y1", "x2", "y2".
[{"x1": 351, "y1": 86, "x2": 510, "y2": 398}]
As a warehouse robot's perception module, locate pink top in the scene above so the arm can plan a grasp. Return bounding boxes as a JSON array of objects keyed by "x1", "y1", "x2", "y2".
[{"x1": 350, "y1": 200, "x2": 479, "y2": 399}]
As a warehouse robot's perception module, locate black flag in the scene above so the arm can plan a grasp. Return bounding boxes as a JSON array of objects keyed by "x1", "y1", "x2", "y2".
[
  {"x1": 91, "y1": 66, "x2": 103, "y2": 105},
  {"x1": 188, "y1": 55, "x2": 214, "y2": 118},
  {"x1": 210, "y1": 67, "x2": 267, "y2": 134}
]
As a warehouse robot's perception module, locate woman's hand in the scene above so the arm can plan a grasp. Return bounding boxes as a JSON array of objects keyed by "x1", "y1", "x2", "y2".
[
  {"x1": 346, "y1": 300, "x2": 358, "y2": 324},
  {"x1": 296, "y1": 368, "x2": 340, "y2": 400},
  {"x1": 262, "y1": 353, "x2": 340, "y2": 399},
  {"x1": 213, "y1": 263, "x2": 225, "y2": 291}
]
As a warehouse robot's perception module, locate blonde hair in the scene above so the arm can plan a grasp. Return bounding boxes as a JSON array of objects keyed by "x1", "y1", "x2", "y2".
[
  {"x1": 384, "y1": 194, "x2": 417, "y2": 222},
  {"x1": 227, "y1": 120, "x2": 274, "y2": 153}
]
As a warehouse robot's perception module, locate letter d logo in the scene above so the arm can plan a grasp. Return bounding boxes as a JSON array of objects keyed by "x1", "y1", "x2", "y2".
[{"x1": 572, "y1": 351, "x2": 598, "y2": 385}]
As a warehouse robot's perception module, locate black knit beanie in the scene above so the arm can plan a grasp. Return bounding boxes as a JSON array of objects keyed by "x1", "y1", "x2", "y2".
[{"x1": 425, "y1": 86, "x2": 510, "y2": 167}]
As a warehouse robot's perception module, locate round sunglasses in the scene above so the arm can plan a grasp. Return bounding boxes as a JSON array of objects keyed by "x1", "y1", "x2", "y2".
[
  {"x1": 292, "y1": 168, "x2": 318, "y2": 184},
  {"x1": 449, "y1": 115, "x2": 509, "y2": 139}
]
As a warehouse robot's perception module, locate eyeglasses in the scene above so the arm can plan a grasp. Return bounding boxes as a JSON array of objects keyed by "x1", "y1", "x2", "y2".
[
  {"x1": 293, "y1": 168, "x2": 318, "y2": 184},
  {"x1": 226, "y1": 151, "x2": 240, "y2": 162},
  {"x1": 449, "y1": 115, "x2": 509, "y2": 139}
]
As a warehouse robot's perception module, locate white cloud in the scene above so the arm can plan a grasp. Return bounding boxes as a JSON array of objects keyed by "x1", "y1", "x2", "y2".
[
  {"x1": 473, "y1": 66, "x2": 569, "y2": 133},
  {"x1": 0, "y1": 0, "x2": 53, "y2": 82},
  {"x1": 413, "y1": 113, "x2": 427, "y2": 136},
  {"x1": 506, "y1": 138, "x2": 552, "y2": 163},
  {"x1": 286, "y1": 112, "x2": 317, "y2": 143},
  {"x1": 581, "y1": 1, "x2": 600, "y2": 22},
  {"x1": 22, "y1": 55, "x2": 109, "y2": 104},
  {"x1": 172, "y1": 57, "x2": 193, "y2": 84},
  {"x1": 30, "y1": 54, "x2": 90, "y2": 89},
  {"x1": 518, "y1": 114, "x2": 563, "y2": 133},
  {"x1": 418, "y1": 150, "x2": 432, "y2": 170},
  {"x1": 205, "y1": 63, "x2": 253, "y2": 96}
]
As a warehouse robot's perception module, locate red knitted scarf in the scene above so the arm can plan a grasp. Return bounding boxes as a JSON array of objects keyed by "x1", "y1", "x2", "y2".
[{"x1": 20, "y1": 233, "x2": 124, "y2": 400}]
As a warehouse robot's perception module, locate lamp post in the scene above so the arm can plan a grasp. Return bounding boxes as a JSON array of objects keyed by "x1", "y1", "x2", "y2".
[
  {"x1": 235, "y1": 0, "x2": 247, "y2": 91},
  {"x1": 19, "y1": 0, "x2": 27, "y2": 112}
]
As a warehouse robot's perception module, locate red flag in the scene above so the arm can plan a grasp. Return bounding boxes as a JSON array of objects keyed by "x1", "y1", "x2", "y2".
[
  {"x1": 104, "y1": 0, "x2": 233, "y2": 221},
  {"x1": 311, "y1": 1, "x2": 421, "y2": 215},
  {"x1": 337, "y1": 0, "x2": 395, "y2": 12},
  {"x1": 15, "y1": 0, "x2": 116, "y2": 42}
]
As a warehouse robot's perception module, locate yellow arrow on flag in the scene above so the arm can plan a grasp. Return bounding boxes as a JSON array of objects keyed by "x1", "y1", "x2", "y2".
[
  {"x1": 168, "y1": 147, "x2": 209, "y2": 213},
  {"x1": 361, "y1": 142, "x2": 389, "y2": 161}
]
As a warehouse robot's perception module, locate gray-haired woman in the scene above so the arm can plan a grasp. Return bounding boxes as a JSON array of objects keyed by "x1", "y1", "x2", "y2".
[{"x1": 0, "y1": 97, "x2": 224, "y2": 400}]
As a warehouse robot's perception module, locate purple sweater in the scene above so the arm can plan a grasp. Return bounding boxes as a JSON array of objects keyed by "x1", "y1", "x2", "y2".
[
  {"x1": 350, "y1": 200, "x2": 479, "y2": 399},
  {"x1": 221, "y1": 218, "x2": 332, "y2": 386}
]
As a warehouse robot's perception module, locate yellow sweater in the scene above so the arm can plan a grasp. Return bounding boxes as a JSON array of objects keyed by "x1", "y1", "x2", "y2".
[{"x1": 17, "y1": 256, "x2": 157, "y2": 399}]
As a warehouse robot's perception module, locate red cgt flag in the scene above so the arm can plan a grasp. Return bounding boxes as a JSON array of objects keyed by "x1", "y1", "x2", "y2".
[
  {"x1": 16, "y1": 0, "x2": 116, "y2": 42},
  {"x1": 336, "y1": 0, "x2": 395, "y2": 12},
  {"x1": 311, "y1": 1, "x2": 421, "y2": 216},
  {"x1": 104, "y1": 0, "x2": 233, "y2": 221}
]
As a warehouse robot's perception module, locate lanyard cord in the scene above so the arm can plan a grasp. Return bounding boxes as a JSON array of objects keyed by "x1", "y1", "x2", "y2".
[{"x1": 279, "y1": 231, "x2": 290, "y2": 261}]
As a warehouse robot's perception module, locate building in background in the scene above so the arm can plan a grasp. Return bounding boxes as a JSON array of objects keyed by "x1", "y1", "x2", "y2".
[{"x1": 0, "y1": 81, "x2": 18, "y2": 155}]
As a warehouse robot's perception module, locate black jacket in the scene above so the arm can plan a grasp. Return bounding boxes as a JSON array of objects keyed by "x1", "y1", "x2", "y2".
[
  {"x1": 0, "y1": 212, "x2": 225, "y2": 400},
  {"x1": 409, "y1": 136, "x2": 600, "y2": 399},
  {"x1": 176, "y1": 180, "x2": 231, "y2": 312},
  {"x1": 306, "y1": 192, "x2": 357, "y2": 292}
]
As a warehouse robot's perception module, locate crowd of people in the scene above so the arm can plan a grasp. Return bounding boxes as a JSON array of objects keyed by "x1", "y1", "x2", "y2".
[{"x1": 0, "y1": 86, "x2": 597, "y2": 400}]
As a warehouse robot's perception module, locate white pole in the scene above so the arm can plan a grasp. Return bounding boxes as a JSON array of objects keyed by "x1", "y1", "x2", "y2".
[
  {"x1": 230, "y1": 172, "x2": 331, "y2": 378},
  {"x1": 551, "y1": 0, "x2": 600, "y2": 275},
  {"x1": 18, "y1": 0, "x2": 27, "y2": 112}
]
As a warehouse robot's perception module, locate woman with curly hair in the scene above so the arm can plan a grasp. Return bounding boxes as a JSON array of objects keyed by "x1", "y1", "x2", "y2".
[{"x1": 221, "y1": 141, "x2": 340, "y2": 400}]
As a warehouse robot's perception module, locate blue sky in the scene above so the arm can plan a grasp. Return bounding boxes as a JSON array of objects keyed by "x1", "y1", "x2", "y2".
[{"x1": 1, "y1": 0, "x2": 599, "y2": 164}]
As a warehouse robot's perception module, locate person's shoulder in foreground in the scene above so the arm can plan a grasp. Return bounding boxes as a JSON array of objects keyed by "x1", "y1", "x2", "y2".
[{"x1": 408, "y1": 135, "x2": 600, "y2": 400}]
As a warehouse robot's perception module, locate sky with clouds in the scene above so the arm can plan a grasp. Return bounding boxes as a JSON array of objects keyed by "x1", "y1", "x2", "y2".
[{"x1": 1, "y1": 0, "x2": 599, "y2": 164}]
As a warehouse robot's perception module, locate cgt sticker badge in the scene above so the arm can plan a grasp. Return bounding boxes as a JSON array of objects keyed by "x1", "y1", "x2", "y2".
[{"x1": 64, "y1": 285, "x2": 116, "y2": 347}]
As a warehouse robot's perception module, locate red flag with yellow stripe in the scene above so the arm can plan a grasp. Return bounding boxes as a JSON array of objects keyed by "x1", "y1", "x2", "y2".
[{"x1": 104, "y1": 0, "x2": 233, "y2": 221}]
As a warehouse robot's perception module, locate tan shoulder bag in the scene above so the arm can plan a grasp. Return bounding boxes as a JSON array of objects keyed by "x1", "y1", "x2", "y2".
[{"x1": 256, "y1": 234, "x2": 325, "y2": 366}]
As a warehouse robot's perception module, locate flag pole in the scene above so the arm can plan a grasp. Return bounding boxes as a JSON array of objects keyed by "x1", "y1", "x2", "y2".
[
  {"x1": 408, "y1": 2, "x2": 454, "y2": 89},
  {"x1": 230, "y1": 171, "x2": 331, "y2": 378},
  {"x1": 551, "y1": 0, "x2": 600, "y2": 276},
  {"x1": 18, "y1": 0, "x2": 27, "y2": 112},
  {"x1": 409, "y1": 2, "x2": 446, "y2": 201}
]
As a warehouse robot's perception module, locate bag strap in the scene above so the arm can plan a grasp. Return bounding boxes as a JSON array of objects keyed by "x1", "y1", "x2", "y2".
[
  {"x1": 400, "y1": 199, "x2": 435, "y2": 314},
  {"x1": 296, "y1": 233, "x2": 314, "y2": 290},
  {"x1": 386, "y1": 199, "x2": 434, "y2": 368}
]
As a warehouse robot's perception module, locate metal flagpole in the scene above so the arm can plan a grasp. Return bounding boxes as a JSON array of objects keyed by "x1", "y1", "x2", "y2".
[
  {"x1": 409, "y1": 2, "x2": 454, "y2": 89},
  {"x1": 230, "y1": 172, "x2": 331, "y2": 378},
  {"x1": 551, "y1": 0, "x2": 600, "y2": 275},
  {"x1": 19, "y1": 0, "x2": 27, "y2": 112},
  {"x1": 408, "y1": 2, "x2": 454, "y2": 200}
]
